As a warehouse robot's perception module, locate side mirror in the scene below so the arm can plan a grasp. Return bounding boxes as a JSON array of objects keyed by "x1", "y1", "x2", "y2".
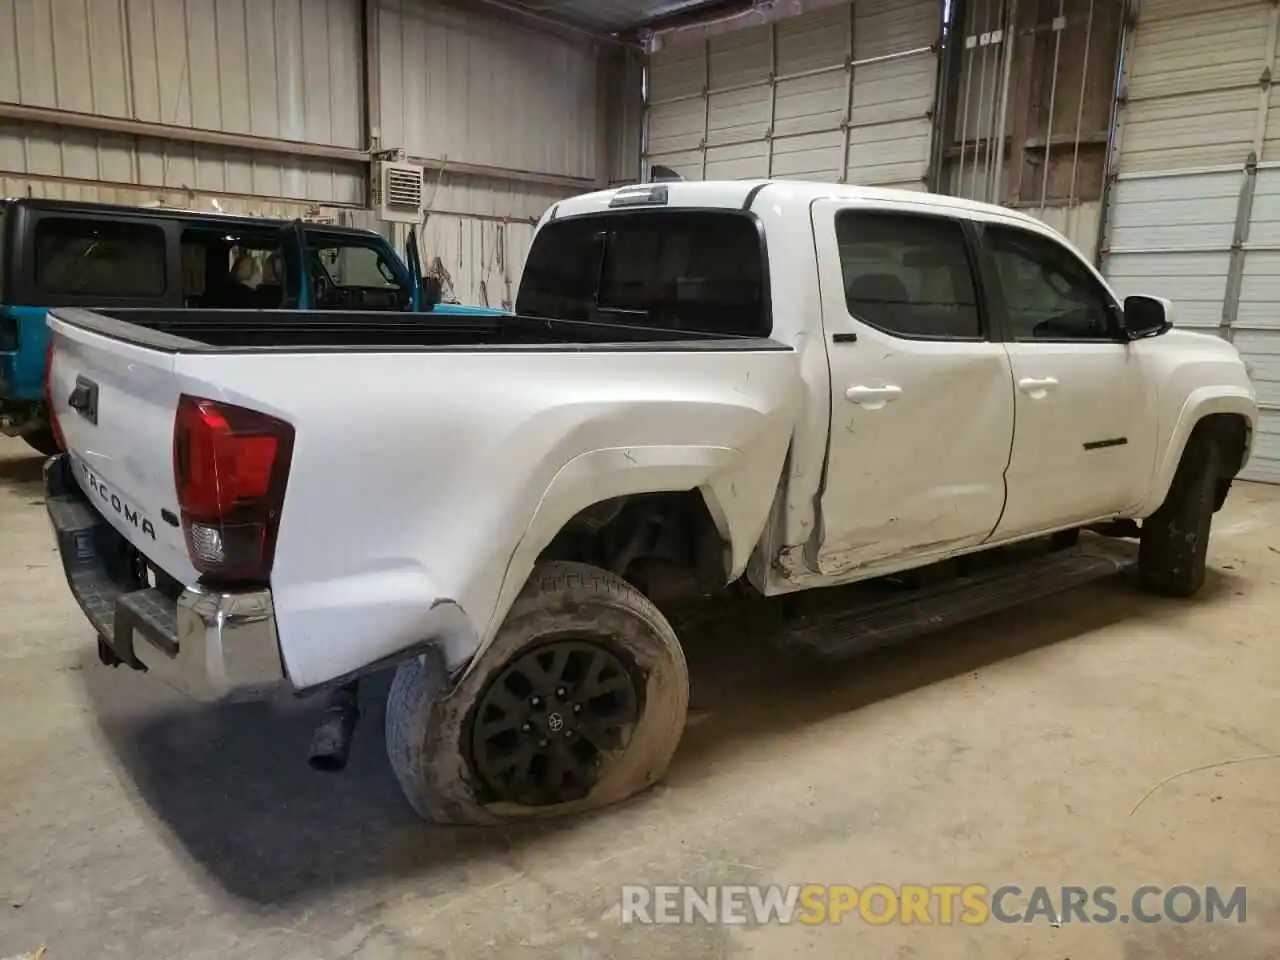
[
  {"x1": 420, "y1": 276, "x2": 443, "y2": 310},
  {"x1": 1122, "y1": 295, "x2": 1174, "y2": 340}
]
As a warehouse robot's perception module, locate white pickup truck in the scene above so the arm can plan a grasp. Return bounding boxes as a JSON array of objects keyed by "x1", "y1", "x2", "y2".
[{"x1": 43, "y1": 180, "x2": 1256, "y2": 825}]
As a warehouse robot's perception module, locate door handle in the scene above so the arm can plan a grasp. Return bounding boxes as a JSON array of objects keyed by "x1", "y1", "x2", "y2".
[
  {"x1": 845, "y1": 384, "x2": 903, "y2": 405},
  {"x1": 1017, "y1": 376, "x2": 1059, "y2": 395}
]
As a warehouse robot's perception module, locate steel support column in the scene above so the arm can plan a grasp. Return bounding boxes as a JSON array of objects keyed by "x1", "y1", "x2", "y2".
[{"x1": 1221, "y1": 0, "x2": 1280, "y2": 342}]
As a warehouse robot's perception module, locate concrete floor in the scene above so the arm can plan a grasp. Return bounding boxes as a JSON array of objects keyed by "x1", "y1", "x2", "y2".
[{"x1": 2, "y1": 434, "x2": 1279, "y2": 960}]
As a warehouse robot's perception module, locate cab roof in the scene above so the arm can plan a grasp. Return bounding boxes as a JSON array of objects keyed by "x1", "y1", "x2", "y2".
[{"x1": 549, "y1": 179, "x2": 1048, "y2": 230}]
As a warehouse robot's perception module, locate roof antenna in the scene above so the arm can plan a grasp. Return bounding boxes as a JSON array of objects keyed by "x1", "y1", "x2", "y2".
[{"x1": 648, "y1": 164, "x2": 684, "y2": 183}]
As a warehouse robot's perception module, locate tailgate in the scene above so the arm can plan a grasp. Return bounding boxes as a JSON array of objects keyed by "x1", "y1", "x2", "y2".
[{"x1": 46, "y1": 311, "x2": 196, "y2": 582}]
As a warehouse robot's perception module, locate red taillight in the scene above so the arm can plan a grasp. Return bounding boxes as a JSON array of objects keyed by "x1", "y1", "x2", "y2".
[
  {"x1": 44, "y1": 340, "x2": 66, "y2": 452},
  {"x1": 173, "y1": 395, "x2": 294, "y2": 584}
]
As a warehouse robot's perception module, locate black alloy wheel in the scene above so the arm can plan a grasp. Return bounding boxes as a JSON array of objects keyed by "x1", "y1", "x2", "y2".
[{"x1": 468, "y1": 637, "x2": 641, "y2": 807}]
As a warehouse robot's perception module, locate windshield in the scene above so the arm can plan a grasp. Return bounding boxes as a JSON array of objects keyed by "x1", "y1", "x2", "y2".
[{"x1": 516, "y1": 210, "x2": 770, "y2": 337}]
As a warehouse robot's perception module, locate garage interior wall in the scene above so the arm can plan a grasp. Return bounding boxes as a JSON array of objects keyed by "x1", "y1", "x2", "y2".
[
  {"x1": 0, "y1": 0, "x2": 368, "y2": 218},
  {"x1": 376, "y1": 0, "x2": 607, "y2": 309},
  {"x1": 1100, "y1": 0, "x2": 1280, "y2": 483},
  {"x1": 0, "y1": 0, "x2": 641, "y2": 306},
  {"x1": 643, "y1": 0, "x2": 942, "y2": 187}
]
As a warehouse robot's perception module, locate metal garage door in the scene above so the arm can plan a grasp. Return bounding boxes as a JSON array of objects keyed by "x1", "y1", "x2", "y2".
[
  {"x1": 644, "y1": 0, "x2": 941, "y2": 187},
  {"x1": 1101, "y1": 0, "x2": 1280, "y2": 482}
]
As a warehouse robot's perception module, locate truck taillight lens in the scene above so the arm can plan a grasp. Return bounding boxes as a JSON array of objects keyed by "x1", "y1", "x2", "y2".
[
  {"x1": 44, "y1": 340, "x2": 65, "y2": 453},
  {"x1": 173, "y1": 394, "x2": 294, "y2": 584}
]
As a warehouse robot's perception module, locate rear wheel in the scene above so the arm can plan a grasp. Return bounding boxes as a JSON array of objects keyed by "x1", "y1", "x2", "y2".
[
  {"x1": 22, "y1": 427, "x2": 60, "y2": 457},
  {"x1": 386, "y1": 561, "x2": 689, "y2": 824},
  {"x1": 1138, "y1": 429, "x2": 1220, "y2": 598}
]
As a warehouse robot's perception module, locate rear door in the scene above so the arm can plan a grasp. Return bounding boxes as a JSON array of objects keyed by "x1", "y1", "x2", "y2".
[
  {"x1": 812, "y1": 201, "x2": 1015, "y2": 578},
  {"x1": 47, "y1": 312, "x2": 196, "y2": 581}
]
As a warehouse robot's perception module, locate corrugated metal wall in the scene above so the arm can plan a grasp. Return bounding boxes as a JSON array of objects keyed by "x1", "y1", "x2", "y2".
[
  {"x1": 1100, "y1": 0, "x2": 1280, "y2": 483},
  {"x1": 373, "y1": 1, "x2": 652, "y2": 305},
  {"x1": 0, "y1": 0, "x2": 367, "y2": 210},
  {"x1": 376, "y1": 1, "x2": 598, "y2": 180},
  {"x1": 0, "y1": 0, "x2": 644, "y2": 303},
  {"x1": 374, "y1": 0, "x2": 620, "y2": 305},
  {"x1": 644, "y1": 0, "x2": 941, "y2": 187}
]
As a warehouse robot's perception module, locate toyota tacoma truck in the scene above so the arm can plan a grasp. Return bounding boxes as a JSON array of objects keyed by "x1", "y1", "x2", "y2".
[{"x1": 41, "y1": 180, "x2": 1257, "y2": 825}]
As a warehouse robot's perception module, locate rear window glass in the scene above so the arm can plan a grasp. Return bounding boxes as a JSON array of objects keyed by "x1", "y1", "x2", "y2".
[
  {"x1": 835, "y1": 211, "x2": 981, "y2": 340},
  {"x1": 516, "y1": 210, "x2": 770, "y2": 337},
  {"x1": 34, "y1": 217, "x2": 166, "y2": 298}
]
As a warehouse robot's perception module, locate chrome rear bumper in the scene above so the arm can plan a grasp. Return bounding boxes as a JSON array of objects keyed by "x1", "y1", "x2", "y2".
[{"x1": 44, "y1": 453, "x2": 286, "y2": 702}]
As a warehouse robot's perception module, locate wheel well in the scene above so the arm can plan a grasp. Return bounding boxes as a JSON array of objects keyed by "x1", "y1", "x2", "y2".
[
  {"x1": 537, "y1": 491, "x2": 728, "y2": 606},
  {"x1": 1189, "y1": 413, "x2": 1250, "y2": 510}
]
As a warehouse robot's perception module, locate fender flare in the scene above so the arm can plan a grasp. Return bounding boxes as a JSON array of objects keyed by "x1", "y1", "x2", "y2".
[
  {"x1": 461, "y1": 444, "x2": 759, "y2": 681},
  {"x1": 1135, "y1": 387, "x2": 1257, "y2": 517}
]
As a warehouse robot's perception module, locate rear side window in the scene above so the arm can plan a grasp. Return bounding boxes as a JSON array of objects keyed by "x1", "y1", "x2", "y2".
[
  {"x1": 516, "y1": 210, "x2": 770, "y2": 337},
  {"x1": 835, "y1": 211, "x2": 981, "y2": 340},
  {"x1": 34, "y1": 218, "x2": 166, "y2": 298}
]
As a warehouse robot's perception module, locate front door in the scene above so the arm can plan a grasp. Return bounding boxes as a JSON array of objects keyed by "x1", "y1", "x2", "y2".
[
  {"x1": 812, "y1": 201, "x2": 1016, "y2": 579},
  {"x1": 979, "y1": 222, "x2": 1150, "y2": 540}
]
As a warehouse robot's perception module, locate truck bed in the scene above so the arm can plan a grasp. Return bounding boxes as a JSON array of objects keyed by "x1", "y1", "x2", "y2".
[
  {"x1": 54, "y1": 307, "x2": 787, "y2": 353},
  {"x1": 45, "y1": 303, "x2": 801, "y2": 690}
]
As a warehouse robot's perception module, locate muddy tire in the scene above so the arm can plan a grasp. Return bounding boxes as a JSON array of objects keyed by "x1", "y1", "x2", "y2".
[
  {"x1": 22, "y1": 427, "x2": 60, "y2": 457},
  {"x1": 385, "y1": 561, "x2": 689, "y2": 825},
  {"x1": 1138, "y1": 429, "x2": 1220, "y2": 598}
]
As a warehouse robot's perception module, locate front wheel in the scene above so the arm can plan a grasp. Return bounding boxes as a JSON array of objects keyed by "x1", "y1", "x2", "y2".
[
  {"x1": 1138, "y1": 429, "x2": 1220, "y2": 598},
  {"x1": 386, "y1": 561, "x2": 689, "y2": 825},
  {"x1": 22, "y1": 427, "x2": 60, "y2": 457}
]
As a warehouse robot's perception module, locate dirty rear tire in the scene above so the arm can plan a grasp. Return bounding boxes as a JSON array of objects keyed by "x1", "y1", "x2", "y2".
[
  {"x1": 1138, "y1": 429, "x2": 1220, "y2": 598},
  {"x1": 385, "y1": 561, "x2": 689, "y2": 825}
]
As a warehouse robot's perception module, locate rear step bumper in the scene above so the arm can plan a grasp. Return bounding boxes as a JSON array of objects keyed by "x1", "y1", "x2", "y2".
[{"x1": 44, "y1": 453, "x2": 287, "y2": 702}]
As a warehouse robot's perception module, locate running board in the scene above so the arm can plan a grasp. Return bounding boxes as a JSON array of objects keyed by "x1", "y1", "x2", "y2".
[{"x1": 778, "y1": 537, "x2": 1137, "y2": 661}]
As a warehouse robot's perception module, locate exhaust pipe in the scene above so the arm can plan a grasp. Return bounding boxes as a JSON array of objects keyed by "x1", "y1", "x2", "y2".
[{"x1": 308, "y1": 681, "x2": 361, "y2": 772}]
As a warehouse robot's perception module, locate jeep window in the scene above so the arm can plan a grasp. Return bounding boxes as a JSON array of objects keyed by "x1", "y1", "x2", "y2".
[
  {"x1": 0, "y1": 204, "x2": 7, "y2": 302},
  {"x1": 835, "y1": 211, "x2": 982, "y2": 340},
  {"x1": 307, "y1": 241, "x2": 407, "y2": 310},
  {"x1": 517, "y1": 210, "x2": 770, "y2": 337},
  {"x1": 180, "y1": 229, "x2": 286, "y2": 309},
  {"x1": 34, "y1": 217, "x2": 166, "y2": 298},
  {"x1": 309, "y1": 243, "x2": 399, "y2": 290}
]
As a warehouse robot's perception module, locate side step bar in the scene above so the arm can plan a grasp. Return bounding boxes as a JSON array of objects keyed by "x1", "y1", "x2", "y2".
[{"x1": 779, "y1": 538, "x2": 1137, "y2": 661}]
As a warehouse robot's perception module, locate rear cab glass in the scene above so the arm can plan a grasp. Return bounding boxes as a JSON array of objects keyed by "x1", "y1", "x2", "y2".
[{"x1": 516, "y1": 210, "x2": 771, "y2": 337}]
